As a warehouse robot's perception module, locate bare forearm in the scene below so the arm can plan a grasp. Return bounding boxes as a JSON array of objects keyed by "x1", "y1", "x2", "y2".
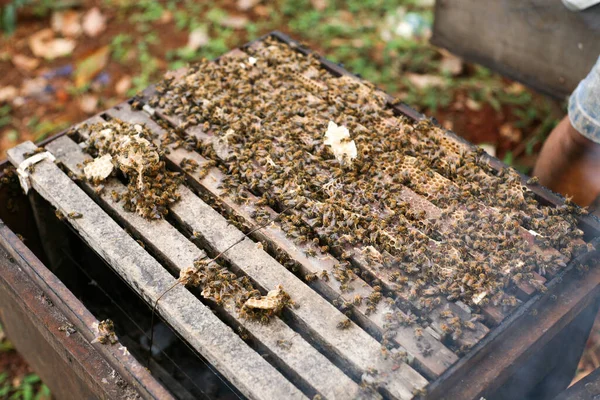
[{"x1": 533, "y1": 116, "x2": 600, "y2": 206}]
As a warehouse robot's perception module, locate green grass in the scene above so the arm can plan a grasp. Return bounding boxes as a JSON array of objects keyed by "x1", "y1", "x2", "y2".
[
  {"x1": 0, "y1": 372, "x2": 51, "y2": 400},
  {"x1": 0, "y1": 323, "x2": 51, "y2": 399}
]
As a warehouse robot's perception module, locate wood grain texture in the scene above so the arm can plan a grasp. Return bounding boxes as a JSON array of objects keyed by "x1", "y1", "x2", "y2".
[
  {"x1": 46, "y1": 134, "x2": 369, "y2": 400},
  {"x1": 123, "y1": 97, "x2": 490, "y2": 351},
  {"x1": 67, "y1": 109, "x2": 429, "y2": 399},
  {"x1": 7, "y1": 141, "x2": 306, "y2": 400},
  {"x1": 169, "y1": 187, "x2": 426, "y2": 400},
  {"x1": 0, "y1": 243, "x2": 138, "y2": 400},
  {"x1": 103, "y1": 102, "x2": 458, "y2": 379},
  {"x1": 432, "y1": 0, "x2": 600, "y2": 98}
]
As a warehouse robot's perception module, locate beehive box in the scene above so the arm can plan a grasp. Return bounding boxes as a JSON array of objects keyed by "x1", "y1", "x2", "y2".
[{"x1": 2, "y1": 32, "x2": 600, "y2": 400}]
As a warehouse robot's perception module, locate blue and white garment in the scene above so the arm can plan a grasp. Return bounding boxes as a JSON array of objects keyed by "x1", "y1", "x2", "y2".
[{"x1": 569, "y1": 56, "x2": 600, "y2": 143}]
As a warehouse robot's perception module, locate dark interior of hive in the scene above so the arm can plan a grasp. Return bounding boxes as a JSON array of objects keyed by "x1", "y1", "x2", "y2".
[{"x1": 2, "y1": 34, "x2": 598, "y2": 400}]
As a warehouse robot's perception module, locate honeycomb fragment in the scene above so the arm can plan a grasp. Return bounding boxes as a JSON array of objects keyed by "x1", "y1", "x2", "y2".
[
  {"x1": 244, "y1": 285, "x2": 286, "y2": 310},
  {"x1": 84, "y1": 154, "x2": 114, "y2": 181}
]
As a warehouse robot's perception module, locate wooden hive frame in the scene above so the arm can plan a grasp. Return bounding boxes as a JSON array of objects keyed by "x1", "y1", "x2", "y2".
[{"x1": 3, "y1": 32, "x2": 600, "y2": 400}]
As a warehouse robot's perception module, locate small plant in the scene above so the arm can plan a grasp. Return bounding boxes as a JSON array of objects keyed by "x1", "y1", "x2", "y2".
[
  {"x1": 1, "y1": 0, "x2": 58, "y2": 34},
  {"x1": 0, "y1": 322, "x2": 14, "y2": 352},
  {"x1": 0, "y1": 372, "x2": 51, "y2": 400},
  {"x1": 110, "y1": 34, "x2": 134, "y2": 64},
  {"x1": 0, "y1": 105, "x2": 12, "y2": 129}
]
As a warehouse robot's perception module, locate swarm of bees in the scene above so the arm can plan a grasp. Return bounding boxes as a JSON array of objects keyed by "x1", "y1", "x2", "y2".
[
  {"x1": 139, "y1": 37, "x2": 591, "y2": 333},
  {"x1": 178, "y1": 257, "x2": 292, "y2": 324},
  {"x1": 81, "y1": 119, "x2": 183, "y2": 219}
]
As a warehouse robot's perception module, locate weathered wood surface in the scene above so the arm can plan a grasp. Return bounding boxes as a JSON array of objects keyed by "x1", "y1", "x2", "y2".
[
  {"x1": 0, "y1": 240, "x2": 145, "y2": 400},
  {"x1": 432, "y1": 0, "x2": 600, "y2": 99},
  {"x1": 126, "y1": 95, "x2": 490, "y2": 349},
  {"x1": 46, "y1": 134, "x2": 369, "y2": 400},
  {"x1": 104, "y1": 107, "x2": 429, "y2": 399},
  {"x1": 0, "y1": 217, "x2": 174, "y2": 400},
  {"x1": 426, "y1": 251, "x2": 600, "y2": 399},
  {"x1": 170, "y1": 186, "x2": 427, "y2": 400},
  {"x1": 103, "y1": 103, "x2": 458, "y2": 379},
  {"x1": 7, "y1": 141, "x2": 306, "y2": 400},
  {"x1": 71, "y1": 111, "x2": 429, "y2": 398}
]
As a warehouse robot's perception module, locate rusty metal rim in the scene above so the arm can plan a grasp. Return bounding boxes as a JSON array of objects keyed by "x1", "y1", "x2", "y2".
[{"x1": 0, "y1": 221, "x2": 173, "y2": 400}]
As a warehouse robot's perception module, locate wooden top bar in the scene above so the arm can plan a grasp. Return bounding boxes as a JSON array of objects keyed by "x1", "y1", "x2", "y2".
[
  {"x1": 103, "y1": 101, "x2": 458, "y2": 379},
  {"x1": 7, "y1": 141, "x2": 306, "y2": 400},
  {"x1": 46, "y1": 134, "x2": 370, "y2": 400},
  {"x1": 71, "y1": 108, "x2": 430, "y2": 399}
]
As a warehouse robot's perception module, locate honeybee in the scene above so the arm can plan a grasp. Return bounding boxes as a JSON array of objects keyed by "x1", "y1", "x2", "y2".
[{"x1": 336, "y1": 318, "x2": 351, "y2": 330}]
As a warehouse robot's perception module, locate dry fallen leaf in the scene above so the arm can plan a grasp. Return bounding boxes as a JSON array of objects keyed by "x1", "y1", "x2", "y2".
[
  {"x1": 311, "y1": 0, "x2": 328, "y2": 11},
  {"x1": 29, "y1": 29, "x2": 76, "y2": 60},
  {"x1": 499, "y1": 123, "x2": 522, "y2": 143},
  {"x1": 79, "y1": 94, "x2": 98, "y2": 114},
  {"x1": 74, "y1": 45, "x2": 110, "y2": 88},
  {"x1": 406, "y1": 73, "x2": 446, "y2": 89},
  {"x1": 0, "y1": 86, "x2": 18, "y2": 103},
  {"x1": 51, "y1": 10, "x2": 82, "y2": 37},
  {"x1": 237, "y1": 0, "x2": 261, "y2": 11},
  {"x1": 186, "y1": 27, "x2": 209, "y2": 51},
  {"x1": 115, "y1": 75, "x2": 132, "y2": 95},
  {"x1": 465, "y1": 98, "x2": 482, "y2": 111},
  {"x1": 20, "y1": 77, "x2": 48, "y2": 98},
  {"x1": 220, "y1": 15, "x2": 248, "y2": 29},
  {"x1": 12, "y1": 54, "x2": 40, "y2": 71},
  {"x1": 82, "y1": 7, "x2": 107, "y2": 38},
  {"x1": 439, "y1": 49, "x2": 463, "y2": 76},
  {"x1": 506, "y1": 82, "x2": 526, "y2": 95}
]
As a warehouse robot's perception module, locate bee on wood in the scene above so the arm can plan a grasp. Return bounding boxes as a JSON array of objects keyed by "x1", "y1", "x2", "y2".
[
  {"x1": 414, "y1": 327, "x2": 423, "y2": 339},
  {"x1": 55, "y1": 210, "x2": 66, "y2": 221},
  {"x1": 93, "y1": 185, "x2": 105, "y2": 195},
  {"x1": 319, "y1": 270, "x2": 329, "y2": 281},
  {"x1": 304, "y1": 273, "x2": 317, "y2": 282},
  {"x1": 336, "y1": 318, "x2": 351, "y2": 330},
  {"x1": 68, "y1": 212, "x2": 83, "y2": 219},
  {"x1": 276, "y1": 339, "x2": 293, "y2": 350},
  {"x1": 93, "y1": 319, "x2": 118, "y2": 345},
  {"x1": 304, "y1": 249, "x2": 317, "y2": 257},
  {"x1": 440, "y1": 323, "x2": 453, "y2": 334}
]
